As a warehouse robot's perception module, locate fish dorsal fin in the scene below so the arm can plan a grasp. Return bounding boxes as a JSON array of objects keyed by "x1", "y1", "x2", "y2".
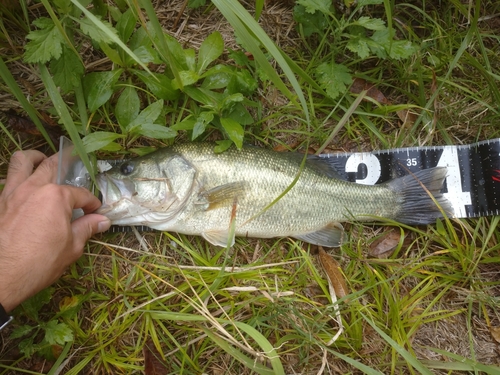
[
  {"x1": 306, "y1": 155, "x2": 348, "y2": 179},
  {"x1": 196, "y1": 181, "x2": 246, "y2": 210},
  {"x1": 293, "y1": 222, "x2": 344, "y2": 247},
  {"x1": 202, "y1": 229, "x2": 235, "y2": 247},
  {"x1": 285, "y1": 152, "x2": 345, "y2": 179}
]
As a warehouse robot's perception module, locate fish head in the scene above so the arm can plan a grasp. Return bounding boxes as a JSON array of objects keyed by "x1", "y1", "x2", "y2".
[{"x1": 96, "y1": 152, "x2": 196, "y2": 225}]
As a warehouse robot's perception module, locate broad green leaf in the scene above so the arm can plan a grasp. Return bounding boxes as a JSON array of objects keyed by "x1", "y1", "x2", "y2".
[
  {"x1": 185, "y1": 49, "x2": 196, "y2": 71},
  {"x1": 214, "y1": 139, "x2": 233, "y2": 153},
  {"x1": 129, "y1": 26, "x2": 149, "y2": 51},
  {"x1": 347, "y1": 37, "x2": 371, "y2": 59},
  {"x1": 116, "y1": 8, "x2": 136, "y2": 43},
  {"x1": 21, "y1": 287, "x2": 54, "y2": 321},
  {"x1": 171, "y1": 118, "x2": 196, "y2": 131},
  {"x1": 164, "y1": 33, "x2": 189, "y2": 71},
  {"x1": 52, "y1": 0, "x2": 71, "y2": 13},
  {"x1": 79, "y1": 16, "x2": 118, "y2": 44},
  {"x1": 82, "y1": 131, "x2": 125, "y2": 153},
  {"x1": 296, "y1": 0, "x2": 331, "y2": 14},
  {"x1": 293, "y1": 4, "x2": 328, "y2": 37},
  {"x1": 19, "y1": 337, "x2": 36, "y2": 357},
  {"x1": 357, "y1": 0, "x2": 383, "y2": 5},
  {"x1": 184, "y1": 86, "x2": 220, "y2": 107},
  {"x1": 197, "y1": 31, "x2": 224, "y2": 73},
  {"x1": 370, "y1": 29, "x2": 417, "y2": 60},
  {"x1": 174, "y1": 70, "x2": 200, "y2": 88},
  {"x1": 133, "y1": 45, "x2": 161, "y2": 64},
  {"x1": 133, "y1": 70, "x2": 179, "y2": 100},
  {"x1": 50, "y1": 46, "x2": 84, "y2": 93},
  {"x1": 84, "y1": 70, "x2": 122, "y2": 112},
  {"x1": 316, "y1": 62, "x2": 352, "y2": 100},
  {"x1": 225, "y1": 102, "x2": 254, "y2": 125},
  {"x1": 220, "y1": 92, "x2": 244, "y2": 112},
  {"x1": 192, "y1": 111, "x2": 214, "y2": 140},
  {"x1": 388, "y1": 40, "x2": 417, "y2": 60},
  {"x1": 353, "y1": 16, "x2": 385, "y2": 30},
  {"x1": 227, "y1": 69, "x2": 258, "y2": 95},
  {"x1": 116, "y1": 86, "x2": 140, "y2": 130},
  {"x1": 220, "y1": 117, "x2": 244, "y2": 149},
  {"x1": 24, "y1": 17, "x2": 64, "y2": 63},
  {"x1": 44, "y1": 320, "x2": 73, "y2": 346},
  {"x1": 99, "y1": 42, "x2": 123, "y2": 66},
  {"x1": 201, "y1": 65, "x2": 233, "y2": 90},
  {"x1": 133, "y1": 123, "x2": 177, "y2": 139},
  {"x1": 188, "y1": 0, "x2": 206, "y2": 8},
  {"x1": 10, "y1": 325, "x2": 35, "y2": 339},
  {"x1": 128, "y1": 100, "x2": 164, "y2": 130}
]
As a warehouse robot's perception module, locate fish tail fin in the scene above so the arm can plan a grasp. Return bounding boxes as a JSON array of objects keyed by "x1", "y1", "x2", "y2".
[{"x1": 387, "y1": 167, "x2": 452, "y2": 224}]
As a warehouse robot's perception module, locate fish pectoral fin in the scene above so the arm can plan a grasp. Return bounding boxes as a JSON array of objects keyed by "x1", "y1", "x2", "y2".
[
  {"x1": 293, "y1": 222, "x2": 344, "y2": 247},
  {"x1": 202, "y1": 229, "x2": 236, "y2": 247},
  {"x1": 196, "y1": 181, "x2": 246, "y2": 210}
]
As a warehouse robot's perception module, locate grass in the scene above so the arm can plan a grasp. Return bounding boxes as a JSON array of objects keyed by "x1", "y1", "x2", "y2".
[{"x1": 1, "y1": 0, "x2": 500, "y2": 373}]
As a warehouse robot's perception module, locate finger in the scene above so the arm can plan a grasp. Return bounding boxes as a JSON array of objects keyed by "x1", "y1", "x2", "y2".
[
  {"x1": 71, "y1": 214, "x2": 111, "y2": 254},
  {"x1": 62, "y1": 185, "x2": 103, "y2": 214},
  {"x1": 3, "y1": 150, "x2": 47, "y2": 196},
  {"x1": 29, "y1": 154, "x2": 59, "y2": 185}
]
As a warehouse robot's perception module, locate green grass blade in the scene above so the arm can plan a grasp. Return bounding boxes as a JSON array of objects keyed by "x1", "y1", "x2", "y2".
[
  {"x1": 40, "y1": 0, "x2": 82, "y2": 65},
  {"x1": 39, "y1": 64, "x2": 94, "y2": 178},
  {"x1": 70, "y1": 0, "x2": 154, "y2": 76},
  {"x1": 0, "y1": 56, "x2": 56, "y2": 151},
  {"x1": 0, "y1": 120, "x2": 21, "y2": 150},
  {"x1": 135, "y1": 0, "x2": 183, "y2": 88},
  {"x1": 425, "y1": 347, "x2": 500, "y2": 374},
  {"x1": 233, "y1": 321, "x2": 285, "y2": 375},
  {"x1": 202, "y1": 328, "x2": 276, "y2": 375},
  {"x1": 361, "y1": 312, "x2": 434, "y2": 375},
  {"x1": 327, "y1": 348, "x2": 385, "y2": 375},
  {"x1": 211, "y1": 0, "x2": 310, "y2": 125}
]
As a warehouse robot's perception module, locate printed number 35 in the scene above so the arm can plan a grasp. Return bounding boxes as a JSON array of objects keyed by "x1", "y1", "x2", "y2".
[{"x1": 407, "y1": 158, "x2": 417, "y2": 166}]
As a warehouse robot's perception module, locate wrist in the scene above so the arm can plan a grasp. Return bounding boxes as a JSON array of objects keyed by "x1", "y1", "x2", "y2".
[{"x1": 0, "y1": 303, "x2": 13, "y2": 331}]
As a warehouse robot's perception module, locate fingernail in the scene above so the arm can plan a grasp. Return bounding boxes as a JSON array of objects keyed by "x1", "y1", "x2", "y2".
[{"x1": 97, "y1": 218, "x2": 111, "y2": 233}]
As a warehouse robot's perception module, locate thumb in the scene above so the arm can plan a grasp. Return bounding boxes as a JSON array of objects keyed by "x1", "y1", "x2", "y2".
[{"x1": 71, "y1": 214, "x2": 111, "y2": 254}]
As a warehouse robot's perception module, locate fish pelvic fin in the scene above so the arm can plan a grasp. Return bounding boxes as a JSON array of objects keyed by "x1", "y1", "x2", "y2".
[
  {"x1": 388, "y1": 167, "x2": 452, "y2": 225},
  {"x1": 202, "y1": 229, "x2": 236, "y2": 247},
  {"x1": 293, "y1": 222, "x2": 344, "y2": 247}
]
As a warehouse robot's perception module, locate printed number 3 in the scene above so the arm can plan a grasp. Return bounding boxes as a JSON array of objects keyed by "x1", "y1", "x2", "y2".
[{"x1": 407, "y1": 158, "x2": 417, "y2": 166}]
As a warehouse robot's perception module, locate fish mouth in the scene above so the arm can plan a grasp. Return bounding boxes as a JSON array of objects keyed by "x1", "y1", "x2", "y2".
[{"x1": 95, "y1": 173, "x2": 136, "y2": 216}]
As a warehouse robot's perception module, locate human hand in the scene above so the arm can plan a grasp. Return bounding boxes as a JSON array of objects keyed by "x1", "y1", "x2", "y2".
[{"x1": 0, "y1": 150, "x2": 111, "y2": 313}]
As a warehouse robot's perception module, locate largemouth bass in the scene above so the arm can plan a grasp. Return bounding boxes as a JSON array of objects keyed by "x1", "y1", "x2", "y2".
[{"x1": 96, "y1": 143, "x2": 451, "y2": 247}]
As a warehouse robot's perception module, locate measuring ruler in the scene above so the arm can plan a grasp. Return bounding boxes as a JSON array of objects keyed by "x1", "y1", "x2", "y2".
[{"x1": 320, "y1": 138, "x2": 500, "y2": 219}]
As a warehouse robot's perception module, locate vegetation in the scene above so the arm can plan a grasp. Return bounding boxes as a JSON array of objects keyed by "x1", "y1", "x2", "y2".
[{"x1": 1, "y1": 0, "x2": 499, "y2": 373}]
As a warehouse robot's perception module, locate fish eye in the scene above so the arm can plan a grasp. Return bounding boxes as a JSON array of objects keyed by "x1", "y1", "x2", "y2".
[{"x1": 120, "y1": 162, "x2": 134, "y2": 175}]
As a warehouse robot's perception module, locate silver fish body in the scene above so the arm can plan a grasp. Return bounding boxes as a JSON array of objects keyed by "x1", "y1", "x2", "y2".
[{"x1": 96, "y1": 143, "x2": 451, "y2": 247}]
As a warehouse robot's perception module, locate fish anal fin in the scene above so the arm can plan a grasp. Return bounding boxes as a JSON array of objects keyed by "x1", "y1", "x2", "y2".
[
  {"x1": 202, "y1": 229, "x2": 235, "y2": 247},
  {"x1": 197, "y1": 181, "x2": 246, "y2": 210},
  {"x1": 293, "y1": 222, "x2": 344, "y2": 247}
]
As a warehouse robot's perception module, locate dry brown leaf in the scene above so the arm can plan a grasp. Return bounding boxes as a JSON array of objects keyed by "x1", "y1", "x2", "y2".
[
  {"x1": 490, "y1": 326, "x2": 500, "y2": 343},
  {"x1": 369, "y1": 229, "x2": 402, "y2": 258},
  {"x1": 318, "y1": 246, "x2": 349, "y2": 301},
  {"x1": 350, "y1": 77, "x2": 389, "y2": 104},
  {"x1": 144, "y1": 339, "x2": 169, "y2": 375},
  {"x1": 396, "y1": 109, "x2": 418, "y2": 128}
]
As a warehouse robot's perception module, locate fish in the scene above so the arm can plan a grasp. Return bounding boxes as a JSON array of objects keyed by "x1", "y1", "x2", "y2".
[{"x1": 96, "y1": 143, "x2": 451, "y2": 247}]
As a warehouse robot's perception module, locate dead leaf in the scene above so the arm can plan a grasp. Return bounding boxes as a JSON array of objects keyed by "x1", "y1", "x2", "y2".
[
  {"x1": 490, "y1": 326, "x2": 500, "y2": 343},
  {"x1": 318, "y1": 247, "x2": 349, "y2": 301},
  {"x1": 144, "y1": 339, "x2": 169, "y2": 375},
  {"x1": 369, "y1": 229, "x2": 402, "y2": 258},
  {"x1": 350, "y1": 77, "x2": 389, "y2": 104},
  {"x1": 396, "y1": 108, "x2": 418, "y2": 128}
]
